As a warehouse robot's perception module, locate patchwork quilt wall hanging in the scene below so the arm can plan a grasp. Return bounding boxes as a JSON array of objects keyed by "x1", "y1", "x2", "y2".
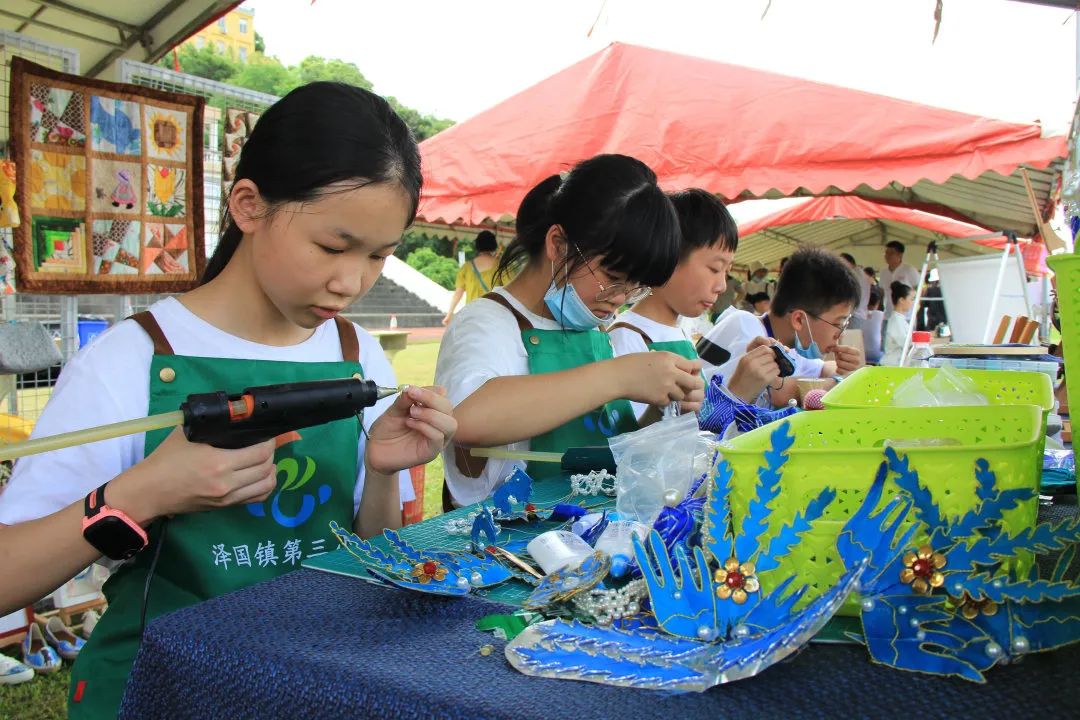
[
  {"x1": 9, "y1": 57, "x2": 205, "y2": 294},
  {"x1": 222, "y1": 107, "x2": 260, "y2": 201}
]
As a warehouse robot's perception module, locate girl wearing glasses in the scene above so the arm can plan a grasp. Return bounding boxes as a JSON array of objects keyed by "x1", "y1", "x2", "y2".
[{"x1": 435, "y1": 154, "x2": 704, "y2": 507}]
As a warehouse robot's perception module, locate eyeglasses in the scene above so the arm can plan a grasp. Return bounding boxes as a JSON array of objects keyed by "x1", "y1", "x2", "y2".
[
  {"x1": 808, "y1": 312, "x2": 851, "y2": 335},
  {"x1": 572, "y1": 245, "x2": 652, "y2": 304}
]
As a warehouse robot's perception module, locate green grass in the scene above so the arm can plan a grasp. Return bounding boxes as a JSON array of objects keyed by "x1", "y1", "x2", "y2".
[
  {"x1": 0, "y1": 339, "x2": 446, "y2": 720},
  {"x1": 389, "y1": 339, "x2": 446, "y2": 520},
  {"x1": 0, "y1": 650, "x2": 68, "y2": 720}
]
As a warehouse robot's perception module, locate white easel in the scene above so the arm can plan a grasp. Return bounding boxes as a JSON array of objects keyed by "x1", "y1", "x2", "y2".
[{"x1": 899, "y1": 234, "x2": 1032, "y2": 366}]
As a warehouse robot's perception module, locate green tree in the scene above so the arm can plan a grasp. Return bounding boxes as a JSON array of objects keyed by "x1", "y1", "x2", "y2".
[
  {"x1": 406, "y1": 247, "x2": 458, "y2": 289},
  {"x1": 297, "y1": 56, "x2": 373, "y2": 90},
  {"x1": 254, "y1": 32, "x2": 265, "y2": 53},
  {"x1": 229, "y1": 56, "x2": 301, "y2": 96},
  {"x1": 159, "y1": 44, "x2": 239, "y2": 82}
]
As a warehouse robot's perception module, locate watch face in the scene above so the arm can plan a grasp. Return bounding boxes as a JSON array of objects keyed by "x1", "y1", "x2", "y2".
[{"x1": 84, "y1": 515, "x2": 144, "y2": 560}]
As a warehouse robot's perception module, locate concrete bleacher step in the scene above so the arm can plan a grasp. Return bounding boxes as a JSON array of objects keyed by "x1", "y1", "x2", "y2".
[{"x1": 347, "y1": 313, "x2": 444, "y2": 329}]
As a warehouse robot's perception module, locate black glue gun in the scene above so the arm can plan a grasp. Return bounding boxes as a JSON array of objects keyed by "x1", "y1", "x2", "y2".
[{"x1": 181, "y1": 378, "x2": 400, "y2": 449}]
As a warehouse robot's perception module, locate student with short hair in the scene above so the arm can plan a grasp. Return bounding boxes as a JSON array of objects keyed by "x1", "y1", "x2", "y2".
[{"x1": 700, "y1": 247, "x2": 865, "y2": 406}]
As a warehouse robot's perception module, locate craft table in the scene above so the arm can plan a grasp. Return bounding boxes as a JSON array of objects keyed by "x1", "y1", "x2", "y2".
[{"x1": 120, "y1": 502, "x2": 1080, "y2": 719}]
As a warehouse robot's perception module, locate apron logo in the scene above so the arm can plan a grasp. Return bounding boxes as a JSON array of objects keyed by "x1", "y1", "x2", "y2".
[
  {"x1": 582, "y1": 407, "x2": 621, "y2": 437},
  {"x1": 246, "y1": 455, "x2": 332, "y2": 528}
]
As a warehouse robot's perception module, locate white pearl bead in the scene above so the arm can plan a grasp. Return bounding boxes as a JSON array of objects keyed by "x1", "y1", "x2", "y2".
[
  {"x1": 673, "y1": 591, "x2": 683, "y2": 601},
  {"x1": 626, "y1": 602, "x2": 640, "y2": 616},
  {"x1": 470, "y1": 571, "x2": 484, "y2": 586},
  {"x1": 909, "y1": 618, "x2": 920, "y2": 628},
  {"x1": 1012, "y1": 636, "x2": 1030, "y2": 653},
  {"x1": 898, "y1": 605, "x2": 908, "y2": 615},
  {"x1": 696, "y1": 625, "x2": 713, "y2": 641},
  {"x1": 733, "y1": 624, "x2": 751, "y2": 639},
  {"x1": 915, "y1": 630, "x2": 926, "y2": 642},
  {"x1": 953, "y1": 582, "x2": 964, "y2": 593},
  {"x1": 992, "y1": 579, "x2": 1004, "y2": 589},
  {"x1": 860, "y1": 598, "x2": 876, "y2": 612},
  {"x1": 986, "y1": 641, "x2": 1003, "y2": 659},
  {"x1": 456, "y1": 576, "x2": 470, "y2": 589}
]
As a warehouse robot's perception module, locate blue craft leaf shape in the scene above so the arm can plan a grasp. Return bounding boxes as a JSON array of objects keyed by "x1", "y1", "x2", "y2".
[
  {"x1": 701, "y1": 454, "x2": 734, "y2": 564},
  {"x1": 860, "y1": 594, "x2": 987, "y2": 683},
  {"x1": 734, "y1": 421, "x2": 793, "y2": 561},
  {"x1": 633, "y1": 530, "x2": 716, "y2": 639},
  {"x1": 365, "y1": 567, "x2": 470, "y2": 597},
  {"x1": 329, "y1": 520, "x2": 412, "y2": 574},
  {"x1": 523, "y1": 552, "x2": 611, "y2": 610},
  {"x1": 836, "y1": 462, "x2": 919, "y2": 598},
  {"x1": 885, "y1": 448, "x2": 943, "y2": 531},
  {"x1": 756, "y1": 486, "x2": 835, "y2": 573}
]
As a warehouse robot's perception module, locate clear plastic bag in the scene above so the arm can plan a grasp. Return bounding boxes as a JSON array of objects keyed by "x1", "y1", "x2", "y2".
[
  {"x1": 608, "y1": 412, "x2": 701, "y2": 527},
  {"x1": 891, "y1": 364, "x2": 989, "y2": 407},
  {"x1": 924, "y1": 362, "x2": 989, "y2": 406}
]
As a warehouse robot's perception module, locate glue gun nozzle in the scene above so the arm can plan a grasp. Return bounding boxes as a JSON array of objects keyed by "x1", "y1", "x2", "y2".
[{"x1": 377, "y1": 385, "x2": 403, "y2": 401}]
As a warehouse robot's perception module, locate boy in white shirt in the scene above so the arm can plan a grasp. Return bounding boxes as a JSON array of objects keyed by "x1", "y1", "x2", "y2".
[
  {"x1": 609, "y1": 189, "x2": 745, "y2": 419},
  {"x1": 700, "y1": 247, "x2": 866, "y2": 407}
]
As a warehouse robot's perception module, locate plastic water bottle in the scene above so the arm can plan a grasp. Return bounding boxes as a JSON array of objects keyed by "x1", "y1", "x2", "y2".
[{"x1": 906, "y1": 331, "x2": 934, "y2": 368}]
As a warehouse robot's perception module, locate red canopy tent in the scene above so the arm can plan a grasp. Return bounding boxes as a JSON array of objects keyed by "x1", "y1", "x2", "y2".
[
  {"x1": 418, "y1": 42, "x2": 1065, "y2": 236},
  {"x1": 737, "y1": 195, "x2": 1049, "y2": 276}
]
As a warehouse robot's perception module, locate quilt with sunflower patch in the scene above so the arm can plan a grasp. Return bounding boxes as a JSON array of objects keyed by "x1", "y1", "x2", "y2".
[{"x1": 9, "y1": 58, "x2": 205, "y2": 294}]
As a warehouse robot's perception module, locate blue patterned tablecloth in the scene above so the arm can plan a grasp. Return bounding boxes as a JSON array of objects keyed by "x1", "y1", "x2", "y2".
[{"x1": 121, "y1": 564, "x2": 1080, "y2": 720}]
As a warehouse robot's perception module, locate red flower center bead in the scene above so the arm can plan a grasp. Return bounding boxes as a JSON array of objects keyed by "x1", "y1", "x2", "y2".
[
  {"x1": 422, "y1": 561, "x2": 438, "y2": 576},
  {"x1": 911, "y1": 558, "x2": 932, "y2": 578},
  {"x1": 726, "y1": 571, "x2": 745, "y2": 588}
]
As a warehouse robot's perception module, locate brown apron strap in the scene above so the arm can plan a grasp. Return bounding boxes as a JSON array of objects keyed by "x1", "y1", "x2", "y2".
[
  {"x1": 334, "y1": 316, "x2": 360, "y2": 363},
  {"x1": 481, "y1": 292, "x2": 533, "y2": 331},
  {"x1": 606, "y1": 321, "x2": 654, "y2": 346},
  {"x1": 129, "y1": 311, "x2": 175, "y2": 356}
]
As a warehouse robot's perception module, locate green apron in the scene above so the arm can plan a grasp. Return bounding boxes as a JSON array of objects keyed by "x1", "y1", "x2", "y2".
[
  {"x1": 607, "y1": 320, "x2": 698, "y2": 361},
  {"x1": 68, "y1": 313, "x2": 362, "y2": 719},
  {"x1": 486, "y1": 293, "x2": 637, "y2": 479}
]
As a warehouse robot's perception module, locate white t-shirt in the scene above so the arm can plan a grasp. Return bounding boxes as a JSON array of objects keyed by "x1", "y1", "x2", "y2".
[
  {"x1": 435, "y1": 287, "x2": 565, "y2": 506},
  {"x1": 608, "y1": 310, "x2": 694, "y2": 419},
  {"x1": 881, "y1": 310, "x2": 911, "y2": 366},
  {"x1": 880, "y1": 263, "x2": 921, "y2": 315},
  {"x1": 854, "y1": 270, "x2": 871, "y2": 320},
  {"x1": 699, "y1": 309, "x2": 826, "y2": 405},
  {"x1": 0, "y1": 297, "x2": 412, "y2": 526}
]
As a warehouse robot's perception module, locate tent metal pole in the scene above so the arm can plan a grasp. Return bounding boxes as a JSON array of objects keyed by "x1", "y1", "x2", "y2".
[
  {"x1": 983, "y1": 239, "x2": 1015, "y2": 343},
  {"x1": 900, "y1": 241, "x2": 938, "y2": 367}
]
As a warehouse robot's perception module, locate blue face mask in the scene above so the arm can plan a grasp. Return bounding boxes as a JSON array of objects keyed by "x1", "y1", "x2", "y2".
[
  {"x1": 793, "y1": 314, "x2": 822, "y2": 360},
  {"x1": 544, "y1": 264, "x2": 609, "y2": 331}
]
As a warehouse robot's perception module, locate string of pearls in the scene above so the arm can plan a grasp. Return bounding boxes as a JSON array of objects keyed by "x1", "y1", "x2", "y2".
[
  {"x1": 569, "y1": 469, "x2": 617, "y2": 497},
  {"x1": 443, "y1": 511, "x2": 502, "y2": 537},
  {"x1": 571, "y1": 578, "x2": 648, "y2": 625}
]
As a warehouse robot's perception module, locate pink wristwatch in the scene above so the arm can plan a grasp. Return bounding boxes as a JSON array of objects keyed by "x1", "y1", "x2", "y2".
[{"x1": 81, "y1": 483, "x2": 148, "y2": 561}]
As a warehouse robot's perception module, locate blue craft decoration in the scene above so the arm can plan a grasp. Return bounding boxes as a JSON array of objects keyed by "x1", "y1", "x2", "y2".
[
  {"x1": 329, "y1": 521, "x2": 512, "y2": 593},
  {"x1": 697, "y1": 374, "x2": 799, "y2": 435},
  {"x1": 470, "y1": 505, "x2": 501, "y2": 550},
  {"x1": 523, "y1": 551, "x2": 612, "y2": 610},
  {"x1": 493, "y1": 467, "x2": 533, "y2": 515},
  {"x1": 634, "y1": 532, "x2": 716, "y2": 639},
  {"x1": 506, "y1": 560, "x2": 867, "y2": 691},
  {"x1": 843, "y1": 449, "x2": 1080, "y2": 682},
  {"x1": 636, "y1": 420, "x2": 842, "y2": 640}
]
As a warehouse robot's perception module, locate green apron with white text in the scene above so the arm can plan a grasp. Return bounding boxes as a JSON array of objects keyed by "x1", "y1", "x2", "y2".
[{"x1": 68, "y1": 313, "x2": 362, "y2": 719}]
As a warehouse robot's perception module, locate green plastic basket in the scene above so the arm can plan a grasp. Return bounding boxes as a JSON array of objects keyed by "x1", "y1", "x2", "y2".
[
  {"x1": 1047, "y1": 253, "x2": 1079, "y2": 404},
  {"x1": 719, "y1": 404, "x2": 1042, "y2": 615},
  {"x1": 822, "y1": 365, "x2": 1053, "y2": 480}
]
